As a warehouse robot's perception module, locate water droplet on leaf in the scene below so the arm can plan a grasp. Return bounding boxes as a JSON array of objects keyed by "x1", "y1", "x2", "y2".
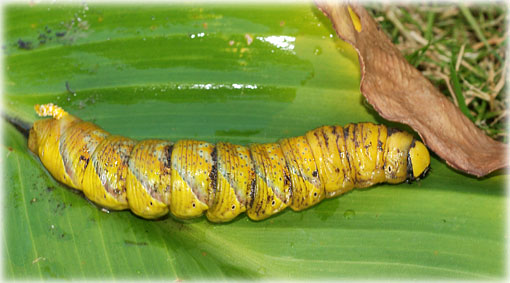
[{"x1": 343, "y1": 209, "x2": 355, "y2": 219}]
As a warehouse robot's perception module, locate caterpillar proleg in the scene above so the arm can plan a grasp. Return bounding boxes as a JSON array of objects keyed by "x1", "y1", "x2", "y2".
[{"x1": 28, "y1": 104, "x2": 431, "y2": 222}]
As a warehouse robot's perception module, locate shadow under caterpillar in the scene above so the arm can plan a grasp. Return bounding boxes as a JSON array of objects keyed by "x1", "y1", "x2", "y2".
[{"x1": 28, "y1": 104, "x2": 430, "y2": 222}]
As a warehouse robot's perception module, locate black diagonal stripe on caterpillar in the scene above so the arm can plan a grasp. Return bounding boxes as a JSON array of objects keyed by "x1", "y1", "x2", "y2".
[{"x1": 28, "y1": 103, "x2": 431, "y2": 222}]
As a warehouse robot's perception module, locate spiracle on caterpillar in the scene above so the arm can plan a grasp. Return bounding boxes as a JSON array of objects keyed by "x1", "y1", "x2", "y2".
[{"x1": 28, "y1": 103, "x2": 431, "y2": 222}]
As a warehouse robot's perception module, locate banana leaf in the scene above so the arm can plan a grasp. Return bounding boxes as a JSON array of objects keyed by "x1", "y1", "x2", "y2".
[{"x1": 2, "y1": 3, "x2": 506, "y2": 280}]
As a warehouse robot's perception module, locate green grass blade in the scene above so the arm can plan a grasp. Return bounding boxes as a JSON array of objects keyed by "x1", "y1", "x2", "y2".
[
  {"x1": 450, "y1": 50, "x2": 475, "y2": 121},
  {"x1": 459, "y1": 5, "x2": 504, "y2": 63}
]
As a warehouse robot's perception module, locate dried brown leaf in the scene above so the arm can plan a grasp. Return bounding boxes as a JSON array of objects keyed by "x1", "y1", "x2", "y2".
[{"x1": 316, "y1": 0, "x2": 508, "y2": 177}]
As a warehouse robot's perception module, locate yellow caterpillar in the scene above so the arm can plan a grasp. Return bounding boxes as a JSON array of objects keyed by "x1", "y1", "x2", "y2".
[{"x1": 28, "y1": 103, "x2": 430, "y2": 222}]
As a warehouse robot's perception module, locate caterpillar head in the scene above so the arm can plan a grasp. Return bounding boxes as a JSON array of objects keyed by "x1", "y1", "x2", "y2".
[
  {"x1": 406, "y1": 140, "x2": 431, "y2": 182},
  {"x1": 384, "y1": 131, "x2": 430, "y2": 184}
]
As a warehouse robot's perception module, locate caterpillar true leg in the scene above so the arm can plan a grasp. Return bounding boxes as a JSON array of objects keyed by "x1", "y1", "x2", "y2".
[{"x1": 28, "y1": 104, "x2": 431, "y2": 222}]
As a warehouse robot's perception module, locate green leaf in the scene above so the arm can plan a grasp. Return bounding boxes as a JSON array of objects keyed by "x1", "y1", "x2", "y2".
[{"x1": 3, "y1": 3, "x2": 506, "y2": 280}]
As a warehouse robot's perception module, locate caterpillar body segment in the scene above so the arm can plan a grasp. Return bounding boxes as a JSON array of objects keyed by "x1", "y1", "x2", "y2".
[
  {"x1": 305, "y1": 126, "x2": 354, "y2": 198},
  {"x1": 248, "y1": 143, "x2": 291, "y2": 220},
  {"x1": 29, "y1": 104, "x2": 431, "y2": 222},
  {"x1": 28, "y1": 112, "x2": 81, "y2": 189},
  {"x1": 60, "y1": 122, "x2": 110, "y2": 190},
  {"x1": 383, "y1": 131, "x2": 417, "y2": 183},
  {"x1": 126, "y1": 139, "x2": 173, "y2": 219},
  {"x1": 170, "y1": 140, "x2": 216, "y2": 219},
  {"x1": 280, "y1": 136, "x2": 324, "y2": 211},
  {"x1": 206, "y1": 142, "x2": 253, "y2": 222},
  {"x1": 344, "y1": 123, "x2": 387, "y2": 188},
  {"x1": 82, "y1": 136, "x2": 135, "y2": 210}
]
